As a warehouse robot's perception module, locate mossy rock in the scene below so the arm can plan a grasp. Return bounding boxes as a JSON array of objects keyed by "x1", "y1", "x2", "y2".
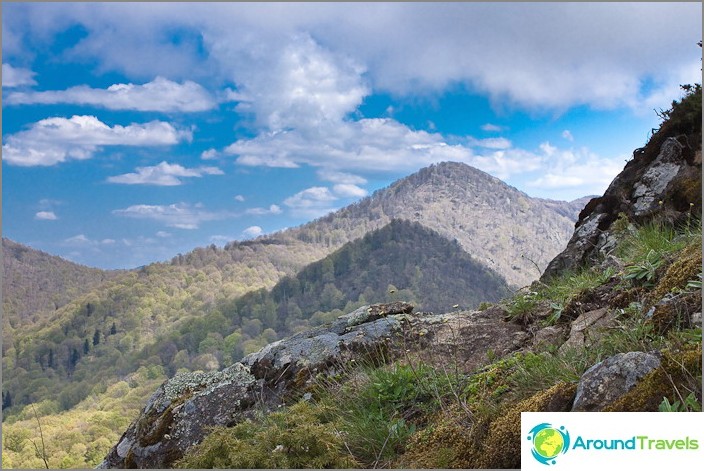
[
  {"x1": 604, "y1": 346, "x2": 702, "y2": 412},
  {"x1": 473, "y1": 382, "x2": 577, "y2": 469},
  {"x1": 398, "y1": 405, "x2": 486, "y2": 469},
  {"x1": 648, "y1": 244, "x2": 702, "y2": 305}
]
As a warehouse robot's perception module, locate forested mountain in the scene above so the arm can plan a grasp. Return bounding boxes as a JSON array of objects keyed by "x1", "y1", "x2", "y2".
[
  {"x1": 1, "y1": 161, "x2": 586, "y2": 468},
  {"x1": 227, "y1": 219, "x2": 509, "y2": 336}
]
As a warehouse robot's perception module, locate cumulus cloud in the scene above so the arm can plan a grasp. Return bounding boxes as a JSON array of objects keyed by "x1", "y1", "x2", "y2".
[
  {"x1": 234, "y1": 195, "x2": 246, "y2": 202},
  {"x1": 227, "y1": 118, "x2": 475, "y2": 173},
  {"x1": 245, "y1": 204, "x2": 282, "y2": 215},
  {"x1": 2, "y1": 63, "x2": 37, "y2": 88},
  {"x1": 107, "y1": 161, "x2": 223, "y2": 186},
  {"x1": 468, "y1": 137, "x2": 512, "y2": 150},
  {"x1": 5, "y1": 77, "x2": 216, "y2": 112},
  {"x1": 332, "y1": 184, "x2": 367, "y2": 198},
  {"x1": 283, "y1": 186, "x2": 338, "y2": 218},
  {"x1": 35, "y1": 211, "x2": 58, "y2": 220},
  {"x1": 481, "y1": 123, "x2": 504, "y2": 132},
  {"x1": 317, "y1": 169, "x2": 367, "y2": 185},
  {"x1": 6, "y1": 3, "x2": 697, "y2": 112},
  {"x1": 201, "y1": 148, "x2": 219, "y2": 160},
  {"x1": 112, "y1": 202, "x2": 231, "y2": 229},
  {"x1": 2, "y1": 115, "x2": 189, "y2": 166},
  {"x1": 63, "y1": 234, "x2": 117, "y2": 247},
  {"x1": 241, "y1": 226, "x2": 263, "y2": 238},
  {"x1": 526, "y1": 144, "x2": 624, "y2": 193}
]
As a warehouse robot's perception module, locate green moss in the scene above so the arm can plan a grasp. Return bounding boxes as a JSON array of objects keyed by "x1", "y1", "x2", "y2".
[
  {"x1": 176, "y1": 401, "x2": 358, "y2": 469},
  {"x1": 604, "y1": 347, "x2": 702, "y2": 412},
  {"x1": 649, "y1": 244, "x2": 702, "y2": 304},
  {"x1": 398, "y1": 405, "x2": 485, "y2": 469},
  {"x1": 474, "y1": 382, "x2": 576, "y2": 469}
]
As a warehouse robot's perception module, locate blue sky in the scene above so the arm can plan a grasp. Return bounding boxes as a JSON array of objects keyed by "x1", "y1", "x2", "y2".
[{"x1": 2, "y1": 3, "x2": 701, "y2": 269}]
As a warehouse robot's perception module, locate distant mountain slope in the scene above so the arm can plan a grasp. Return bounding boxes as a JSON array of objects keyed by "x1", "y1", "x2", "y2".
[
  {"x1": 2, "y1": 161, "x2": 583, "y2": 419},
  {"x1": 230, "y1": 219, "x2": 510, "y2": 332},
  {"x1": 2, "y1": 238, "x2": 115, "y2": 325},
  {"x1": 2, "y1": 239, "x2": 119, "y2": 358},
  {"x1": 292, "y1": 162, "x2": 582, "y2": 287}
]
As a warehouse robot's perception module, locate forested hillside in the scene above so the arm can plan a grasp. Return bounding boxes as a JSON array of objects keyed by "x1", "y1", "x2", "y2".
[
  {"x1": 226, "y1": 219, "x2": 509, "y2": 336},
  {"x1": 1, "y1": 161, "x2": 584, "y2": 468}
]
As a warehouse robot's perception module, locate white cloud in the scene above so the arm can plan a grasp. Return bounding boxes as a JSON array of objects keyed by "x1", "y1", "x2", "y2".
[
  {"x1": 234, "y1": 194, "x2": 246, "y2": 202},
  {"x1": 5, "y1": 77, "x2": 216, "y2": 112},
  {"x1": 562, "y1": 130, "x2": 574, "y2": 142},
  {"x1": 227, "y1": 118, "x2": 475, "y2": 173},
  {"x1": 63, "y1": 234, "x2": 117, "y2": 247},
  {"x1": 317, "y1": 169, "x2": 367, "y2": 185},
  {"x1": 64, "y1": 234, "x2": 92, "y2": 246},
  {"x1": 35, "y1": 211, "x2": 58, "y2": 220},
  {"x1": 283, "y1": 186, "x2": 338, "y2": 218},
  {"x1": 245, "y1": 204, "x2": 282, "y2": 215},
  {"x1": 201, "y1": 148, "x2": 219, "y2": 160},
  {"x1": 241, "y1": 226, "x2": 263, "y2": 238},
  {"x1": 112, "y1": 202, "x2": 231, "y2": 229},
  {"x1": 526, "y1": 144, "x2": 624, "y2": 192},
  {"x1": 155, "y1": 231, "x2": 171, "y2": 238},
  {"x1": 332, "y1": 183, "x2": 367, "y2": 198},
  {"x1": 469, "y1": 148, "x2": 544, "y2": 180},
  {"x1": 3, "y1": 3, "x2": 699, "y2": 113},
  {"x1": 227, "y1": 33, "x2": 369, "y2": 131},
  {"x1": 2, "y1": 63, "x2": 37, "y2": 88},
  {"x1": 107, "y1": 161, "x2": 223, "y2": 186},
  {"x1": 468, "y1": 137, "x2": 512, "y2": 150},
  {"x1": 481, "y1": 123, "x2": 504, "y2": 132},
  {"x1": 2, "y1": 115, "x2": 190, "y2": 166}
]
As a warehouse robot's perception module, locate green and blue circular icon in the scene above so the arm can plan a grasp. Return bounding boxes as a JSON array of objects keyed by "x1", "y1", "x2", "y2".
[{"x1": 527, "y1": 423, "x2": 570, "y2": 465}]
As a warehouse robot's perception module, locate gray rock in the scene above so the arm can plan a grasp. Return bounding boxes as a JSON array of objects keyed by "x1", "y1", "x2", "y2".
[
  {"x1": 559, "y1": 308, "x2": 617, "y2": 353},
  {"x1": 542, "y1": 136, "x2": 700, "y2": 282},
  {"x1": 100, "y1": 302, "x2": 529, "y2": 468},
  {"x1": 531, "y1": 325, "x2": 568, "y2": 349},
  {"x1": 572, "y1": 352, "x2": 660, "y2": 411},
  {"x1": 99, "y1": 363, "x2": 257, "y2": 469}
]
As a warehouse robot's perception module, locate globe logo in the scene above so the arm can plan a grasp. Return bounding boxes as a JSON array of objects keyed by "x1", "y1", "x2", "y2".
[{"x1": 527, "y1": 423, "x2": 570, "y2": 465}]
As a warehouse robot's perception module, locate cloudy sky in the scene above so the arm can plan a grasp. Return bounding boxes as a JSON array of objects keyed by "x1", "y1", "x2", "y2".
[{"x1": 2, "y1": 2, "x2": 701, "y2": 269}]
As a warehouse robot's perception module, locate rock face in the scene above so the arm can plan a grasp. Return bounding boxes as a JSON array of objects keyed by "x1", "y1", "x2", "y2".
[
  {"x1": 571, "y1": 352, "x2": 661, "y2": 411},
  {"x1": 542, "y1": 136, "x2": 702, "y2": 281},
  {"x1": 100, "y1": 302, "x2": 528, "y2": 468},
  {"x1": 99, "y1": 364, "x2": 258, "y2": 469}
]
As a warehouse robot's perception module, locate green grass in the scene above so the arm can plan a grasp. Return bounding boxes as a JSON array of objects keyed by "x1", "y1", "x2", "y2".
[
  {"x1": 505, "y1": 266, "x2": 615, "y2": 324},
  {"x1": 617, "y1": 218, "x2": 700, "y2": 265},
  {"x1": 314, "y1": 361, "x2": 459, "y2": 468}
]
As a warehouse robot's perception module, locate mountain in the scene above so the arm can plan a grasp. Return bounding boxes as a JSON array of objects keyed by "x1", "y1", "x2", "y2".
[
  {"x1": 1, "y1": 161, "x2": 585, "y2": 468},
  {"x1": 95, "y1": 84, "x2": 701, "y2": 470},
  {"x1": 2, "y1": 239, "x2": 119, "y2": 359},
  {"x1": 290, "y1": 161, "x2": 581, "y2": 287},
  {"x1": 228, "y1": 219, "x2": 510, "y2": 333}
]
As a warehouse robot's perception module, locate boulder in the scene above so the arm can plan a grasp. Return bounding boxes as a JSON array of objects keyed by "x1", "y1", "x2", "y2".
[
  {"x1": 558, "y1": 308, "x2": 617, "y2": 353},
  {"x1": 99, "y1": 363, "x2": 258, "y2": 469},
  {"x1": 100, "y1": 302, "x2": 529, "y2": 468},
  {"x1": 572, "y1": 351, "x2": 661, "y2": 411}
]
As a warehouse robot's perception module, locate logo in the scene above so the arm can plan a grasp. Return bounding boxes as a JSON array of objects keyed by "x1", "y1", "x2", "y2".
[{"x1": 527, "y1": 423, "x2": 570, "y2": 465}]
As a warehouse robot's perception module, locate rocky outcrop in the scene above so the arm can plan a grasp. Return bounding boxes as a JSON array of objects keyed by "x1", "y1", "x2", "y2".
[
  {"x1": 100, "y1": 302, "x2": 528, "y2": 468},
  {"x1": 571, "y1": 352, "x2": 661, "y2": 411},
  {"x1": 542, "y1": 135, "x2": 701, "y2": 281}
]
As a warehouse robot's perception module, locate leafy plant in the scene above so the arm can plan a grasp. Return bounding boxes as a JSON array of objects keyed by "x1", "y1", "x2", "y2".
[
  {"x1": 658, "y1": 393, "x2": 702, "y2": 412},
  {"x1": 623, "y1": 249, "x2": 663, "y2": 286}
]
